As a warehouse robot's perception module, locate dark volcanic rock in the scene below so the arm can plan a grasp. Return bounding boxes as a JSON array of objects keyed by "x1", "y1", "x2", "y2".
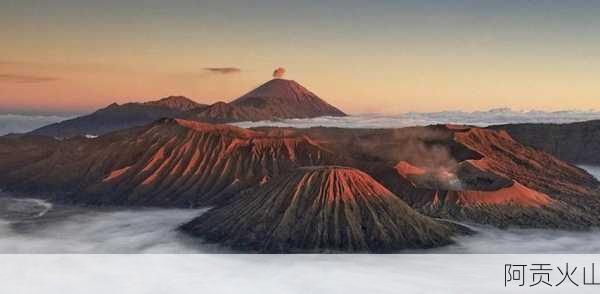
[
  {"x1": 181, "y1": 166, "x2": 455, "y2": 253},
  {"x1": 491, "y1": 120, "x2": 600, "y2": 166},
  {"x1": 30, "y1": 79, "x2": 346, "y2": 138},
  {"x1": 453, "y1": 127, "x2": 600, "y2": 211},
  {"x1": 30, "y1": 96, "x2": 205, "y2": 138},
  {"x1": 0, "y1": 134, "x2": 59, "y2": 175},
  {"x1": 194, "y1": 79, "x2": 346, "y2": 122}
]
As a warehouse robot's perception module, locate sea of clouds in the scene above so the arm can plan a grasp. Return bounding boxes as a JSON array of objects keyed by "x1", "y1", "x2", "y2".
[
  {"x1": 3, "y1": 198, "x2": 600, "y2": 254},
  {"x1": 233, "y1": 108, "x2": 600, "y2": 129},
  {"x1": 4, "y1": 108, "x2": 600, "y2": 136},
  {"x1": 0, "y1": 169, "x2": 598, "y2": 293},
  {"x1": 0, "y1": 113, "x2": 72, "y2": 135},
  {"x1": 0, "y1": 196, "x2": 599, "y2": 293},
  {"x1": 0, "y1": 160, "x2": 599, "y2": 255},
  {"x1": 3, "y1": 109, "x2": 600, "y2": 293}
]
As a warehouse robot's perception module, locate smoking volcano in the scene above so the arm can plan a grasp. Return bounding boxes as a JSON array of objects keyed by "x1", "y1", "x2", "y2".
[
  {"x1": 2, "y1": 120, "x2": 600, "y2": 246},
  {"x1": 194, "y1": 78, "x2": 346, "y2": 122}
]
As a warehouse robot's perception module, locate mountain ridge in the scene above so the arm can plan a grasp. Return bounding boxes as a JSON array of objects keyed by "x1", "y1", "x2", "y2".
[
  {"x1": 143, "y1": 96, "x2": 207, "y2": 111},
  {"x1": 4, "y1": 119, "x2": 600, "y2": 230},
  {"x1": 30, "y1": 96, "x2": 202, "y2": 138},
  {"x1": 491, "y1": 120, "x2": 600, "y2": 165},
  {"x1": 29, "y1": 79, "x2": 346, "y2": 138},
  {"x1": 4, "y1": 118, "x2": 336, "y2": 207},
  {"x1": 194, "y1": 79, "x2": 346, "y2": 122}
]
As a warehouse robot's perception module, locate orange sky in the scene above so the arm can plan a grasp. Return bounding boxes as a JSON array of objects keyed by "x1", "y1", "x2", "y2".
[{"x1": 1, "y1": 1, "x2": 600, "y2": 114}]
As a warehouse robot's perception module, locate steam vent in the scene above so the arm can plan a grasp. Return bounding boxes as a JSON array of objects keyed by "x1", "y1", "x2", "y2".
[{"x1": 180, "y1": 166, "x2": 457, "y2": 253}]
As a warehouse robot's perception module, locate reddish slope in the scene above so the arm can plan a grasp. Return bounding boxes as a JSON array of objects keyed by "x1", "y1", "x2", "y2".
[
  {"x1": 231, "y1": 79, "x2": 346, "y2": 118},
  {"x1": 384, "y1": 129, "x2": 600, "y2": 229},
  {"x1": 454, "y1": 128, "x2": 598, "y2": 202},
  {"x1": 2, "y1": 119, "x2": 335, "y2": 206},
  {"x1": 437, "y1": 182, "x2": 551, "y2": 207},
  {"x1": 181, "y1": 166, "x2": 455, "y2": 252},
  {"x1": 258, "y1": 125, "x2": 600, "y2": 228},
  {"x1": 262, "y1": 125, "x2": 598, "y2": 201},
  {"x1": 395, "y1": 161, "x2": 551, "y2": 208},
  {"x1": 3, "y1": 121, "x2": 600, "y2": 229}
]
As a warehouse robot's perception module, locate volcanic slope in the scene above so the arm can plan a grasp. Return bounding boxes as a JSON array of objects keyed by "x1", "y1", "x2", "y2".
[
  {"x1": 31, "y1": 96, "x2": 205, "y2": 138},
  {"x1": 193, "y1": 79, "x2": 346, "y2": 122},
  {"x1": 1, "y1": 118, "x2": 335, "y2": 207},
  {"x1": 257, "y1": 125, "x2": 600, "y2": 229},
  {"x1": 181, "y1": 166, "x2": 456, "y2": 253},
  {"x1": 31, "y1": 79, "x2": 346, "y2": 137},
  {"x1": 4, "y1": 121, "x2": 600, "y2": 228}
]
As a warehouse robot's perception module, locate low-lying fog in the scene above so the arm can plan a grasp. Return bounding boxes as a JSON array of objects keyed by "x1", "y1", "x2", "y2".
[
  {"x1": 0, "y1": 164, "x2": 598, "y2": 253},
  {"x1": 0, "y1": 113, "x2": 73, "y2": 135},
  {"x1": 5, "y1": 108, "x2": 600, "y2": 136},
  {"x1": 232, "y1": 109, "x2": 600, "y2": 129},
  {"x1": 2, "y1": 197, "x2": 600, "y2": 254},
  {"x1": 0, "y1": 198, "x2": 211, "y2": 253}
]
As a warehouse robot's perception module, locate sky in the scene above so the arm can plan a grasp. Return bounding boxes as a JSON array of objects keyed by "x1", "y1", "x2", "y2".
[{"x1": 1, "y1": 0, "x2": 600, "y2": 114}]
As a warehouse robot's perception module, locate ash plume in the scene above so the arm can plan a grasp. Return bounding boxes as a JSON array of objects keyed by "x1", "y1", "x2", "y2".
[{"x1": 272, "y1": 67, "x2": 286, "y2": 78}]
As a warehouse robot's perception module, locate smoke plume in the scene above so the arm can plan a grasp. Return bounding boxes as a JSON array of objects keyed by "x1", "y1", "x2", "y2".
[{"x1": 272, "y1": 67, "x2": 286, "y2": 78}]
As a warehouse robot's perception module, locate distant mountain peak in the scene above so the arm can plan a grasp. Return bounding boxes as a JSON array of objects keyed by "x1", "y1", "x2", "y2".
[
  {"x1": 30, "y1": 79, "x2": 346, "y2": 137},
  {"x1": 191, "y1": 78, "x2": 346, "y2": 123},
  {"x1": 31, "y1": 97, "x2": 199, "y2": 138},
  {"x1": 222, "y1": 78, "x2": 346, "y2": 120},
  {"x1": 144, "y1": 96, "x2": 205, "y2": 111},
  {"x1": 234, "y1": 78, "x2": 314, "y2": 102}
]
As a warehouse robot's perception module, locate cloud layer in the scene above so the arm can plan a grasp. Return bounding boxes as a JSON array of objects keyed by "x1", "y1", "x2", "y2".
[
  {"x1": 232, "y1": 108, "x2": 600, "y2": 129},
  {"x1": 5, "y1": 108, "x2": 600, "y2": 136},
  {"x1": 0, "y1": 113, "x2": 71, "y2": 135},
  {"x1": 2, "y1": 170, "x2": 600, "y2": 254}
]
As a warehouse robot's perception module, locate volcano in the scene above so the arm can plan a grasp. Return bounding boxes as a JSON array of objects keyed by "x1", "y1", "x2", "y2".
[
  {"x1": 3, "y1": 119, "x2": 334, "y2": 206},
  {"x1": 30, "y1": 96, "x2": 205, "y2": 138},
  {"x1": 181, "y1": 166, "x2": 455, "y2": 253},
  {"x1": 4, "y1": 119, "x2": 600, "y2": 230},
  {"x1": 30, "y1": 79, "x2": 346, "y2": 138},
  {"x1": 194, "y1": 79, "x2": 346, "y2": 122},
  {"x1": 392, "y1": 160, "x2": 590, "y2": 228},
  {"x1": 257, "y1": 125, "x2": 600, "y2": 229}
]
